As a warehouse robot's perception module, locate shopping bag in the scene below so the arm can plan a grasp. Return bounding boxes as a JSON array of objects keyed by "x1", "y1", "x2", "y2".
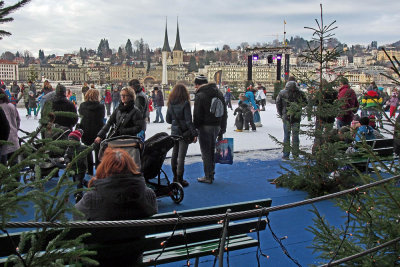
[{"x1": 215, "y1": 138, "x2": 234, "y2": 165}]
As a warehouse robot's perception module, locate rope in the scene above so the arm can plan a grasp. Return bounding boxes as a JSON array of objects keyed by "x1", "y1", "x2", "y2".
[
  {"x1": 318, "y1": 237, "x2": 400, "y2": 267},
  {"x1": 5, "y1": 175, "x2": 400, "y2": 229}
]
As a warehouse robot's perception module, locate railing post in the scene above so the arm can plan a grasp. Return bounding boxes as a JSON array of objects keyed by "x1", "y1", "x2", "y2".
[{"x1": 218, "y1": 209, "x2": 231, "y2": 267}]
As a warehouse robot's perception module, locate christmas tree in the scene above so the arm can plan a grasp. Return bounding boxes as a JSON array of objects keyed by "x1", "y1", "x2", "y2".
[
  {"x1": 0, "y1": 114, "x2": 97, "y2": 266},
  {"x1": 271, "y1": 4, "x2": 359, "y2": 197}
]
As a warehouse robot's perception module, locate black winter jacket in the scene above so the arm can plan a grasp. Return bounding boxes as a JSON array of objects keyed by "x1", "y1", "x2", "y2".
[
  {"x1": 153, "y1": 91, "x2": 164, "y2": 107},
  {"x1": 79, "y1": 101, "x2": 105, "y2": 145},
  {"x1": 394, "y1": 114, "x2": 400, "y2": 156},
  {"x1": 166, "y1": 101, "x2": 198, "y2": 138},
  {"x1": 97, "y1": 101, "x2": 144, "y2": 139},
  {"x1": 75, "y1": 173, "x2": 157, "y2": 221},
  {"x1": 44, "y1": 95, "x2": 78, "y2": 129},
  {"x1": 193, "y1": 83, "x2": 227, "y2": 133},
  {"x1": 64, "y1": 142, "x2": 88, "y2": 175},
  {"x1": 276, "y1": 81, "x2": 307, "y2": 123},
  {"x1": 0, "y1": 107, "x2": 10, "y2": 142}
]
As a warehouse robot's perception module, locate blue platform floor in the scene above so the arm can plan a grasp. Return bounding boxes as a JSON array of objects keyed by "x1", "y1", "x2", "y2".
[
  {"x1": 154, "y1": 151, "x2": 345, "y2": 267},
  {"x1": 11, "y1": 150, "x2": 347, "y2": 267}
]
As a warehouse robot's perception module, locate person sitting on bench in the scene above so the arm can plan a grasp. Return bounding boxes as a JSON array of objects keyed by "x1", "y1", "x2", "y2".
[
  {"x1": 355, "y1": 117, "x2": 376, "y2": 142},
  {"x1": 75, "y1": 147, "x2": 157, "y2": 266}
]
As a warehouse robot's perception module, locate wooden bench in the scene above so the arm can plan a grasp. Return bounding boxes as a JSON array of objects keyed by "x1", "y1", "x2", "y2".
[
  {"x1": 349, "y1": 138, "x2": 397, "y2": 172},
  {"x1": 0, "y1": 198, "x2": 272, "y2": 266}
]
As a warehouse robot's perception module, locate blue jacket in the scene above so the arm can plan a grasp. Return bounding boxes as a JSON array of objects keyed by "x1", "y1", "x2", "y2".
[
  {"x1": 355, "y1": 125, "x2": 375, "y2": 142},
  {"x1": 244, "y1": 91, "x2": 258, "y2": 110}
]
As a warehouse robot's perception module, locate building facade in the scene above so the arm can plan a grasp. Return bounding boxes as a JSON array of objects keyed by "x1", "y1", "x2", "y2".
[{"x1": 0, "y1": 60, "x2": 19, "y2": 82}]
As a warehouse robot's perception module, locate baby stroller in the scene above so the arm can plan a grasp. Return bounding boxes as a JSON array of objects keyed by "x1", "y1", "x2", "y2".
[{"x1": 99, "y1": 133, "x2": 184, "y2": 204}]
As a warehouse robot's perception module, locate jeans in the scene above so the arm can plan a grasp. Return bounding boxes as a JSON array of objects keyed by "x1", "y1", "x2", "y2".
[
  {"x1": 171, "y1": 139, "x2": 189, "y2": 177},
  {"x1": 198, "y1": 125, "x2": 220, "y2": 179},
  {"x1": 283, "y1": 120, "x2": 300, "y2": 158},
  {"x1": 28, "y1": 107, "x2": 37, "y2": 116},
  {"x1": 105, "y1": 103, "x2": 111, "y2": 116},
  {"x1": 112, "y1": 100, "x2": 119, "y2": 112},
  {"x1": 254, "y1": 111, "x2": 261, "y2": 123},
  {"x1": 155, "y1": 106, "x2": 164, "y2": 122}
]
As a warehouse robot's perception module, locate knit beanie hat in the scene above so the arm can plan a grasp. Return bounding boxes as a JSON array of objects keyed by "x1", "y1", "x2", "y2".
[
  {"x1": 56, "y1": 84, "x2": 66, "y2": 95},
  {"x1": 194, "y1": 74, "x2": 208, "y2": 85},
  {"x1": 68, "y1": 129, "x2": 83, "y2": 141}
]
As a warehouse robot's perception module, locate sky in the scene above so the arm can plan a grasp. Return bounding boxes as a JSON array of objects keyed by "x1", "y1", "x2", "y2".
[{"x1": 1, "y1": 0, "x2": 400, "y2": 56}]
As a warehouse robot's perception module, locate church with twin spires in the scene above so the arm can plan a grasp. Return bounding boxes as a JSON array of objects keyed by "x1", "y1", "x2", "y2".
[{"x1": 161, "y1": 18, "x2": 183, "y2": 85}]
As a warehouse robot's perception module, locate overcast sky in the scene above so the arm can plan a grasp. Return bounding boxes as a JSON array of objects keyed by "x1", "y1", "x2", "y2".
[{"x1": 1, "y1": 0, "x2": 400, "y2": 56}]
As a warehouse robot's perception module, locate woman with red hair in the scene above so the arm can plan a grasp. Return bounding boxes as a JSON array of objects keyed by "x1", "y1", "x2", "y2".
[
  {"x1": 76, "y1": 147, "x2": 157, "y2": 220},
  {"x1": 75, "y1": 148, "x2": 157, "y2": 265}
]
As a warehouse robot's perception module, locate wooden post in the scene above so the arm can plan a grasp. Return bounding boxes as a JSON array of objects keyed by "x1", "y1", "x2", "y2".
[{"x1": 218, "y1": 209, "x2": 231, "y2": 267}]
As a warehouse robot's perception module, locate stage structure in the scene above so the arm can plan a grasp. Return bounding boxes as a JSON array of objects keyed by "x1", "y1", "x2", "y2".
[{"x1": 246, "y1": 46, "x2": 292, "y2": 82}]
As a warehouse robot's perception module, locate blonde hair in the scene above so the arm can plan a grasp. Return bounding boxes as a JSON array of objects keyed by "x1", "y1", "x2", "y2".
[
  {"x1": 121, "y1": 87, "x2": 136, "y2": 101},
  {"x1": 84, "y1": 89, "x2": 100, "y2": 102}
]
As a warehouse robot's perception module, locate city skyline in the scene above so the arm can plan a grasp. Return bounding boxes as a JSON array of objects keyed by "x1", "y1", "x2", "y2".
[{"x1": 1, "y1": 0, "x2": 400, "y2": 56}]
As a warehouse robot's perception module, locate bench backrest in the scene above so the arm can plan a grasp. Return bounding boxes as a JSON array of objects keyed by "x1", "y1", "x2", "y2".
[
  {"x1": 356, "y1": 138, "x2": 394, "y2": 157},
  {"x1": 0, "y1": 198, "x2": 272, "y2": 260}
]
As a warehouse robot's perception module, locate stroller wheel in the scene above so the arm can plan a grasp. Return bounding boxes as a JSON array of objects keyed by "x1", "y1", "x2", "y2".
[{"x1": 169, "y1": 182, "x2": 184, "y2": 204}]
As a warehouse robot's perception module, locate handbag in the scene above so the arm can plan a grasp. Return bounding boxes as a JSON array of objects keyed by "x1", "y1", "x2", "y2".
[
  {"x1": 215, "y1": 138, "x2": 234, "y2": 165},
  {"x1": 169, "y1": 105, "x2": 195, "y2": 144}
]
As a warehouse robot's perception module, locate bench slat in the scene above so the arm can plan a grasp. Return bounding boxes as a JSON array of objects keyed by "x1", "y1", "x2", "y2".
[{"x1": 142, "y1": 234, "x2": 258, "y2": 266}]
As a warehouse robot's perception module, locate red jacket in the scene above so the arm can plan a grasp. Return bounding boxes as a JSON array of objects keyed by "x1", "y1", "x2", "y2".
[
  {"x1": 337, "y1": 85, "x2": 359, "y2": 123},
  {"x1": 105, "y1": 90, "x2": 112, "y2": 104}
]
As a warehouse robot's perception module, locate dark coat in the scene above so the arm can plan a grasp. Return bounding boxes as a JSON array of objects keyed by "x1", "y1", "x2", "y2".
[
  {"x1": 97, "y1": 100, "x2": 144, "y2": 139},
  {"x1": 318, "y1": 88, "x2": 338, "y2": 124},
  {"x1": 75, "y1": 173, "x2": 157, "y2": 221},
  {"x1": 0, "y1": 107, "x2": 10, "y2": 142},
  {"x1": 154, "y1": 91, "x2": 164, "y2": 107},
  {"x1": 166, "y1": 100, "x2": 198, "y2": 137},
  {"x1": 79, "y1": 101, "x2": 105, "y2": 145},
  {"x1": 81, "y1": 85, "x2": 89, "y2": 95},
  {"x1": 193, "y1": 83, "x2": 228, "y2": 134},
  {"x1": 111, "y1": 89, "x2": 120, "y2": 102},
  {"x1": 276, "y1": 81, "x2": 307, "y2": 123},
  {"x1": 64, "y1": 141, "x2": 88, "y2": 174},
  {"x1": 28, "y1": 95, "x2": 37, "y2": 108},
  {"x1": 135, "y1": 90, "x2": 149, "y2": 121},
  {"x1": 394, "y1": 114, "x2": 400, "y2": 156},
  {"x1": 44, "y1": 95, "x2": 78, "y2": 129}
]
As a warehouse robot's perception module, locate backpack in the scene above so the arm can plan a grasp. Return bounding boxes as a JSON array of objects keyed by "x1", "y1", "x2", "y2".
[{"x1": 210, "y1": 96, "x2": 224, "y2": 118}]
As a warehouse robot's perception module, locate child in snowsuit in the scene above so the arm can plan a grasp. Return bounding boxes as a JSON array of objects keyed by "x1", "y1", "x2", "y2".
[
  {"x1": 235, "y1": 93, "x2": 256, "y2": 131},
  {"x1": 64, "y1": 129, "x2": 88, "y2": 202},
  {"x1": 388, "y1": 92, "x2": 399, "y2": 118}
]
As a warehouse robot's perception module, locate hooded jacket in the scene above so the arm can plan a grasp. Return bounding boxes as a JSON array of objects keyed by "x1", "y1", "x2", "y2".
[
  {"x1": 276, "y1": 81, "x2": 307, "y2": 123},
  {"x1": 97, "y1": 100, "x2": 144, "y2": 139},
  {"x1": 75, "y1": 173, "x2": 157, "y2": 221},
  {"x1": 78, "y1": 101, "x2": 105, "y2": 145},
  {"x1": 193, "y1": 83, "x2": 227, "y2": 134}
]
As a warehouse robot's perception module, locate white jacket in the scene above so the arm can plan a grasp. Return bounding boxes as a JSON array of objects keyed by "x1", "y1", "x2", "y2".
[{"x1": 256, "y1": 89, "x2": 266, "y2": 100}]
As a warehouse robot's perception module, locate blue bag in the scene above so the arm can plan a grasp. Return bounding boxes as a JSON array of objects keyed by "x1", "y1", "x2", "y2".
[{"x1": 215, "y1": 138, "x2": 233, "y2": 165}]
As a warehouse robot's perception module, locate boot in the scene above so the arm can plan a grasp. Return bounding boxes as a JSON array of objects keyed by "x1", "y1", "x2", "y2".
[{"x1": 177, "y1": 175, "x2": 189, "y2": 187}]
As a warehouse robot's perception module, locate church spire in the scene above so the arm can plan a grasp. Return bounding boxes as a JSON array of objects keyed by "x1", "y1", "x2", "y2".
[
  {"x1": 173, "y1": 17, "x2": 183, "y2": 51},
  {"x1": 162, "y1": 18, "x2": 171, "y2": 52}
]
